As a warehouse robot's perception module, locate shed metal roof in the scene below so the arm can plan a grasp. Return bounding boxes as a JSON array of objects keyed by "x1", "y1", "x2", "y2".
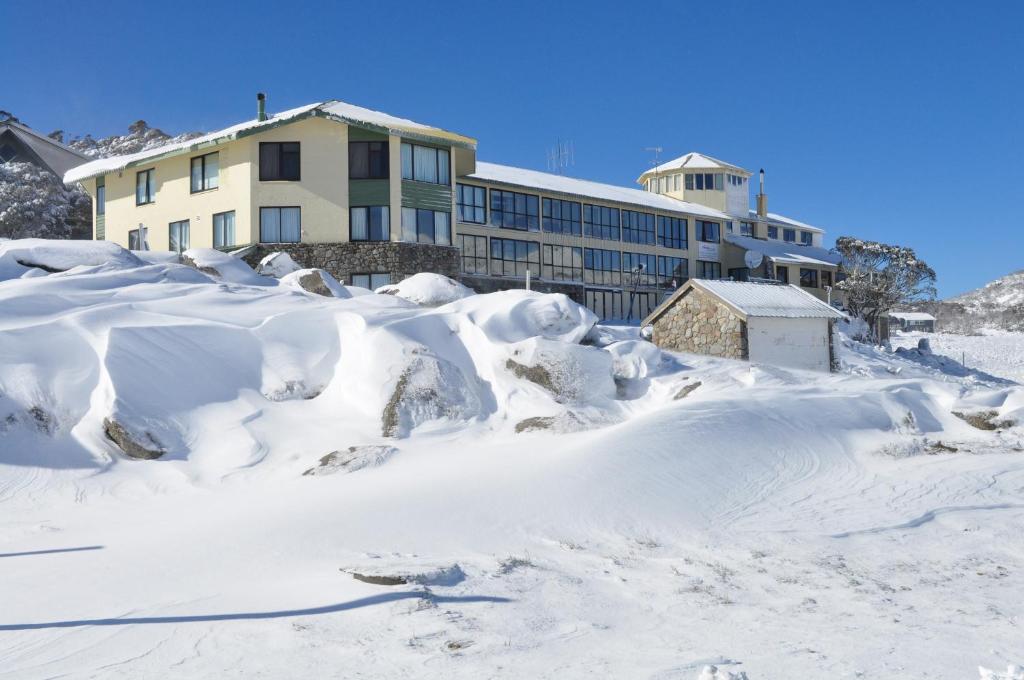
[{"x1": 644, "y1": 279, "x2": 846, "y2": 326}]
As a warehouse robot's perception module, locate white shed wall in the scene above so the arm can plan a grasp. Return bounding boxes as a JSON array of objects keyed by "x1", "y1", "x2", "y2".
[{"x1": 746, "y1": 317, "x2": 832, "y2": 372}]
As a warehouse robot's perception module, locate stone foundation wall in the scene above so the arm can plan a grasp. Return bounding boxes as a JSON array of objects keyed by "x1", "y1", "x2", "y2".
[
  {"x1": 241, "y1": 241, "x2": 459, "y2": 285},
  {"x1": 652, "y1": 288, "x2": 747, "y2": 359},
  {"x1": 459, "y1": 274, "x2": 585, "y2": 305}
]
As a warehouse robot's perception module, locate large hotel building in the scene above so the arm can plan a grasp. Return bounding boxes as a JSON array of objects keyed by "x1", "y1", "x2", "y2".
[{"x1": 66, "y1": 97, "x2": 842, "y2": 320}]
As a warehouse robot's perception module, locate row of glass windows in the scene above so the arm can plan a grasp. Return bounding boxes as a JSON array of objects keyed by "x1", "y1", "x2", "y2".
[
  {"x1": 585, "y1": 289, "x2": 663, "y2": 322},
  {"x1": 775, "y1": 266, "x2": 834, "y2": 289},
  {"x1": 766, "y1": 225, "x2": 815, "y2": 245},
  {"x1": 126, "y1": 210, "x2": 236, "y2": 252},
  {"x1": 646, "y1": 172, "x2": 747, "y2": 194}
]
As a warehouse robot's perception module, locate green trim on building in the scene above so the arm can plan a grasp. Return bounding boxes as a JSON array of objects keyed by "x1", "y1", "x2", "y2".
[
  {"x1": 349, "y1": 179, "x2": 390, "y2": 206},
  {"x1": 347, "y1": 127, "x2": 388, "y2": 142},
  {"x1": 401, "y1": 180, "x2": 452, "y2": 212},
  {"x1": 95, "y1": 176, "x2": 105, "y2": 240}
]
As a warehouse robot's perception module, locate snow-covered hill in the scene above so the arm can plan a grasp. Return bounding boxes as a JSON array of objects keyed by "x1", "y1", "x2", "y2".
[
  {"x1": 63, "y1": 120, "x2": 203, "y2": 159},
  {"x1": 911, "y1": 270, "x2": 1024, "y2": 333},
  {"x1": 0, "y1": 240, "x2": 1022, "y2": 679},
  {"x1": 952, "y1": 269, "x2": 1024, "y2": 312}
]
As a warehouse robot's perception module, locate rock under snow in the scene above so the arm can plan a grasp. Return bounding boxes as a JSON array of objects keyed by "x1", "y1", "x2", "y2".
[
  {"x1": 279, "y1": 268, "x2": 350, "y2": 298},
  {"x1": 303, "y1": 445, "x2": 398, "y2": 476},
  {"x1": 376, "y1": 272, "x2": 473, "y2": 306},
  {"x1": 103, "y1": 417, "x2": 165, "y2": 460},
  {"x1": 0, "y1": 239, "x2": 141, "y2": 280},
  {"x1": 257, "y1": 251, "x2": 301, "y2": 278},
  {"x1": 505, "y1": 337, "x2": 616, "y2": 404},
  {"x1": 381, "y1": 350, "x2": 486, "y2": 438},
  {"x1": 181, "y1": 248, "x2": 269, "y2": 285},
  {"x1": 444, "y1": 290, "x2": 598, "y2": 344}
]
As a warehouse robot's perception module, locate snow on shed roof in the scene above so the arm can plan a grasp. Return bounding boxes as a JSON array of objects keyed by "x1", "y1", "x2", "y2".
[
  {"x1": 724, "y1": 233, "x2": 841, "y2": 267},
  {"x1": 644, "y1": 279, "x2": 845, "y2": 326},
  {"x1": 466, "y1": 162, "x2": 731, "y2": 220},
  {"x1": 65, "y1": 100, "x2": 476, "y2": 184},
  {"x1": 637, "y1": 152, "x2": 750, "y2": 180},
  {"x1": 889, "y1": 312, "x2": 936, "y2": 321}
]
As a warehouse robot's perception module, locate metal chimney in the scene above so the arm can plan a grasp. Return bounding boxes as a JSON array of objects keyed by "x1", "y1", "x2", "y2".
[
  {"x1": 756, "y1": 168, "x2": 768, "y2": 218},
  {"x1": 257, "y1": 93, "x2": 267, "y2": 122}
]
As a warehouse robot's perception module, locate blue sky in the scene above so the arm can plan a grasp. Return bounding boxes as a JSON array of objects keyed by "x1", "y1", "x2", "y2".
[{"x1": 4, "y1": 0, "x2": 1021, "y2": 297}]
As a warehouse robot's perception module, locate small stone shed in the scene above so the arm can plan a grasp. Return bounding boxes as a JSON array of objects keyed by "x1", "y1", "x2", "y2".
[{"x1": 643, "y1": 279, "x2": 846, "y2": 372}]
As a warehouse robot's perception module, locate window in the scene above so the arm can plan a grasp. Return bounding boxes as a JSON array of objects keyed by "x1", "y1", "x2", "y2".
[
  {"x1": 348, "y1": 141, "x2": 389, "y2": 179},
  {"x1": 128, "y1": 228, "x2": 142, "y2": 250},
  {"x1": 490, "y1": 189, "x2": 539, "y2": 231},
  {"x1": 459, "y1": 234, "x2": 488, "y2": 274},
  {"x1": 775, "y1": 265, "x2": 789, "y2": 283},
  {"x1": 401, "y1": 207, "x2": 451, "y2": 245},
  {"x1": 800, "y1": 268, "x2": 819, "y2": 288},
  {"x1": 740, "y1": 221, "x2": 753, "y2": 236},
  {"x1": 585, "y1": 289, "x2": 624, "y2": 321},
  {"x1": 135, "y1": 169, "x2": 155, "y2": 205},
  {"x1": 350, "y1": 206, "x2": 390, "y2": 241},
  {"x1": 659, "y1": 176, "x2": 668, "y2": 193},
  {"x1": 696, "y1": 220, "x2": 720, "y2": 243},
  {"x1": 457, "y1": 184, "x2": 486, "y2": 224},
  {"x1": 583, "y1": 248, "x2": 621, "y2": 286},
  {"x1": 0, "y1": 143, "x2": 18, "y2": 162},
  {"x1": 767, "y1": 225, "x2": 779, "y2": 239},
  {"x1": 627, "y1": 291, "x2": 661, "y2": 322},
  {"x1": 673, "y1": 174, "x2": 681, "y2": 191},
  {"x1": 259, "y1": 142, "x2": 300, "y2": 181},
  {"x1": 693, "y1": 173, "x2": 719, "y2": 190},
  {"x1": 800, "y1": 230, "x2": 813, "y2": 246},
  {"x1": 96, "y1": 178, "x2": 105, "y2": 216},
  {"x1": 695, "y1": 260, "x2": 721, "y2": 279},
  {"x1": 783, "y1": 228, "x2": 796, "y2": 243},
  {"x1": 622, "y1": 210, "x2": 656, "y2": 245},
  {"x1": 714, "y1": 173, "x2": 723, "y2": 190},
  {"x1": 400, "y1": 142, "x2": 450, "y2": 185},
  {"x1": 490, "y1": 238, "x2": 540, "y2": 277},
  {"x1": 542, "y1": 245, "x2": 583, "y2": 282},
  {"x1": 542, "y1": 198, "x2": 581, "y2": 235},
  {"x1": 169, "y1": 220, "x2": 190, "y2": 253},
  {"x1": 657, "y1": 256, "x2": 688, "y2": 289},
  {"x1": 190, "y1": 152, "x2": 219, "y2": 192},
  {"x1": 260, "y1": 206, "x2": 301, "y2": 242},
  {"x1": 726, "y1": 221, "x2": 734, "y2": 233},
  {"x1": 685, "y1": 173, "x2": 694, "y2": 190},
  {"x1": 622, "y1": 252, "x2": 657, "y2": 286},
  {"x1": 729, "y1": 174, "x2": 745, "y2": 186},
  {"x1": 213, "y1": 211, "x2": 236, "y2": 248},
  {"x1": 727, "y1": 267, "x2": 750, "y2": 282},
  {"x1": 821, "y1": 270, "x2": 833, "y2": 288},
  {"x1": 657, "y1": 216, "x2": 687, "y2": 250},
  {"x1": 351, "y1": 273, "x2": 391, "y2": 290},
  {"x1": 583, "y1": 204, "x2": 620, "y2": 241}
]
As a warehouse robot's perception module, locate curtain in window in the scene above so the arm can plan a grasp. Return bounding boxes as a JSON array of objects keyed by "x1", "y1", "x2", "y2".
[
  {"x1": 191, "y1": 158, "x2": 203, "y2": 192},
  {"x1": 351, "y1": 207, "x2": 368, "y2": 240},
  {"x1": 205, "y1": 153, "x2": 219, "y2": 189},
  {"x1": 260, "y1": 208, "x2": 280, "y2": 241},
  {"x1": 434, "y1": 211, "x2": 450, "y2": 245},
  {"x1": 416, "y1": 208, "x2": 435, "y2": 244},
  {"x1": 437, "y1": 148, "x2": 450, "y2": 185},
  {"x1": 213, "y1": 212, "x2": 235, "y2": 247},
  {"x1": 169, "y1": 221, "x2": 189, "y2": 253},
  {"x1": 371, "y1": 206, "x2": 389, "y2": 241},
  {"x1": 128, "y1": 230, "x2": 141, "y2": 250},
  {"x1": 259, "y1": 145, "x2": 279, "y2": 180},
  {"x1": 281, "y1": 208, "x2": 300, "y2": 242},
  {"x1": 349, "y1": 144, "x2": 369, "y2": 179},
  {"x1": 413, "y1": 145, "x2": 437, "y2": 183},
  {"x1": 401, "y1": 143, "x2": 413, "y2": 180},
  {"x1": 401, "y1": 207, "x2": 417, "y2": 242}
]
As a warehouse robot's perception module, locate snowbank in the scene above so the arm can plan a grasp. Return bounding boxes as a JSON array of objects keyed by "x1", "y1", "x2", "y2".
[
  {"x1": 181, "y1": 247, "x2": 270, "y2": 285},
  {"x1": 279, "y1": 268, "x2": 351, "y2": 298},
  {"x1": 443, "y1": 290, "x2": 598, "y2": 344},
  {"x1": 257, "y1": 251, "x2": 301, "y2": 278},
  {"x1": 0, "y1": 238, "x2": 142, "y2": 281},
  {"x1": 377, "y1": 272, "x2": 473, "y2": 306}
]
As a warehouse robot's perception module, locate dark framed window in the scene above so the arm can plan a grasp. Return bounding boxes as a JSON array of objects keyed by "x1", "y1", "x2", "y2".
[
  {"x1": 627, "y1": 291, "x2": 661, "y2": 322},
  {"x1": 783, "y1": 228, "x2": 796, "y2": 243},
  {"x1": 583, "y1": 247, "x2": 621, "y2": 286},
  {"x1": 775, "y1": 264, "x2": 789, "y2": 283},
  {"x1": 739, "y1": 221, "x2": 754, "y2": 236},
  {"x1": 351, "y1": 273, "x2": 391, "y2": 290},
  {"x1": 490, "y1": 238, "x2": 539, "y2": 277},
  {"x1": 169, "y1": 220, "x2": 190, "y2": 253},
  {"x1": 728, "y1": 267, "x2": 750, "y2": 282},
  {"x1": 96, "y1": 178, "x2": 105, "y2": 215},
  {"x1": 685, "y1": 173, "x2": 694, "y2": 190},
  {"x1": 657, "y1": 256, "x2": 688, "y2": 289},
  {"x1": 350, "y1": 206, "x2": 390, "y2": 241},
  {"x1": 583, "y1": 204, "x2": 620, "y2": 241},
  {"x1": 400, "y1": 142, "x2": 450, "y2": 185},
  {"x1": 260, "y1": 206, "x2": 301, "y2": 242},
  {"x1": 190, "y1": 152, "x2": 219, "y2": 192},
  {"x1": 768, "y1": 225, "x2": 779, "y2": 239},
  {"x1": 459, "y1": 234, "x2": 488, "y2": 274},
  {"x1": 489, "y1": 189, "x2": 539, "y2": 231},
  {"x1": 657, "y1": 216, "x2": 687, "y2": 249},
  {"x1": 622, "y1": 210, "x2": 656, "y2": 245},
  {"x1": 542, "y1": 197, "x2": 582, "y2": 235},
  {"x1": 128, "y1": 228, "x2": 142, "y2": 250},
  {"x1": 585, "y1": 288, "x2": 624, "y2": 321},
  {"x1": 821, "y1": 270, "x2": 833, "y2": 288},
  {"x1": 349, "y1": 141, "x2": 389, "y2": 179},
  {"x1": 135, "y1": 168, "x2": 155, "y2": 205},
  {"x1": 213, "y1": 211, "x2": 235, "y2": 248},
  {"x1": 622, "y1": 252, "x2": 657, "y2": 286},
  {"x1": 259, "y1": 142, "x2": 300, "y2": 181},
  {"x1": 696, "y1": 220, "x2": 720, "y2": 243},
  {"x1": 542, "y1": 244, "x2": 583, "y2": 282},
  {"x1": 800, "y1": 268, "x2": 819, "y2": 288},
  {"x1": 457, "y1": 184, "x2": 487, "y2": 224},
  {"x1": 695, "y1": 260, "x2": 721, "y2": 279},
  {"x1": 694, "y1": 173, "x2": 719, "y2": 190},
  {"x1": 800, "y1": 230, "x2": 813, "y2": 245},
  {"x1": 401, "y1": 207, "x2": 451, "y2": 245}
]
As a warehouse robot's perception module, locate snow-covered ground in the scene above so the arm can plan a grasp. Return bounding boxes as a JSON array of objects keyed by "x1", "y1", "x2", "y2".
[
  {"x1": 1, "y1": 240, "x2": 1023, "y2": 679},
  {"x1": 892, "y1": 330, "x2": 1024, "y2": 384}
]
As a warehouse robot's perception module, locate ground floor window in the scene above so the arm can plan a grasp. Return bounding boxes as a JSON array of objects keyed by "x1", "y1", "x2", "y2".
[
  {"x1": 625, "y1": 290, "x2": 662, "y2": 321},
  {"x1": 490, "y1": 237, "x2": 539, "y2": 277},
  {"x1": 169, "y1": 220, "x2": 190, "y2": 253},
  {"x1": 800, "y1": 268, "x2": 819, "y2": 288},
  {"x1": 821, "y1": 270, "x2": 833, "y2": 287},
  {"x1": 459, "y1": 234, "x2": 488, "y2": 275},
  {"x1": 401, "y1": 207, "x2": 451, "y2": 245},
  {"x1": 350, "y1": 272, "x2": 391, "y2": 290},
  {"x1": 351, "y1": 206, "x2": 390, "y2": 241},
  {"x1": 260, "y1": 206, "x2": 301, "y2": 243},
  {"x1": 727, "y1": 267, "x2": 750, "y2": 282},
  {"x1": 128, "y1": 228, "x2": 142, "y2": 250},
  {"x1": 213, "y1": 211, "x2": 235, "y2": 248},
  {"x1": 775, "y1": 264, "x2": 789, "y2": 283},
  {"x1": 542, "y1": 244, "x2": 583, "y2": 282},
  {"x1": 585, "y1": 288, "x2": 624, "y2": 321},
  {"x1": 695, "y1": 260, "x2": 721, "y2": 279}
]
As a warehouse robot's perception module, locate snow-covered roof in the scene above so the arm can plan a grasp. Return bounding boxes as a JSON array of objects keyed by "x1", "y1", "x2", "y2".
[
  {"x1": 724, "y1": 233, "x2": 841, "y2": 268},
  {"x1": 645, "y1": 279, "x2": 845, "y2": 325},
  {"x1": 64, "y1": 100, "x2": 476, "y2": 184},
  {"x1": 1, "y1": 120, "x2": 89, "y2": 177},
  {"x1": 751, "y1": 210, "x2": 823, "y2": 234},
  {"x1": 637, "y1": 152, "x2": 750, "y2": 181},
  {"x1": 465, "y1": 162, "x2": 731, "y2": 221},
  {"x1": 889, "y1": 312, "x2": 936, "y2": 322}
]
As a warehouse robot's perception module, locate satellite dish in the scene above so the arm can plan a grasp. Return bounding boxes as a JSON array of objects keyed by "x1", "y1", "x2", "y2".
[{"x1": 744, "y1": 250, "x2": 764, "y2": 269}]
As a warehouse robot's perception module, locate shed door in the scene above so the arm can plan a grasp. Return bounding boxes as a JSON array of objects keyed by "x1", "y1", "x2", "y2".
[{"x1": 746, "y1": 317, "x2": 831, "y2": 372}]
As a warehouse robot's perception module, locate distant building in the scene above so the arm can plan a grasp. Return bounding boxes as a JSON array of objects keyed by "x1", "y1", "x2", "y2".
[
  {"x1": 65, "y1": 95, "x2": 844, "y2": 321},
  {"x1": 889, "y1": 312, "x2": 936, "y2": 332},
  {"x1": 643, "y1": 279, "x2": 845, "y2": 372},
  {"x1": 0, "y1": 118, "x2": 88, "y2": 179}
]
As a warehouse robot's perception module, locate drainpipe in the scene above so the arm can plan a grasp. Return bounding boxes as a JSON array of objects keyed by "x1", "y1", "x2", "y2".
[{"x1": 257, "y1": 93, "x2": 267, "y2": 122}]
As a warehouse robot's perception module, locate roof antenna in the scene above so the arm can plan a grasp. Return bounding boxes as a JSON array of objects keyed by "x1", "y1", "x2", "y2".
[
  {"x1": 547, "y1": 139, "x2": 574, "y2": 175},
  {"x1": 645, "y1": 146, "x2": 663, "y2": 191}
]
